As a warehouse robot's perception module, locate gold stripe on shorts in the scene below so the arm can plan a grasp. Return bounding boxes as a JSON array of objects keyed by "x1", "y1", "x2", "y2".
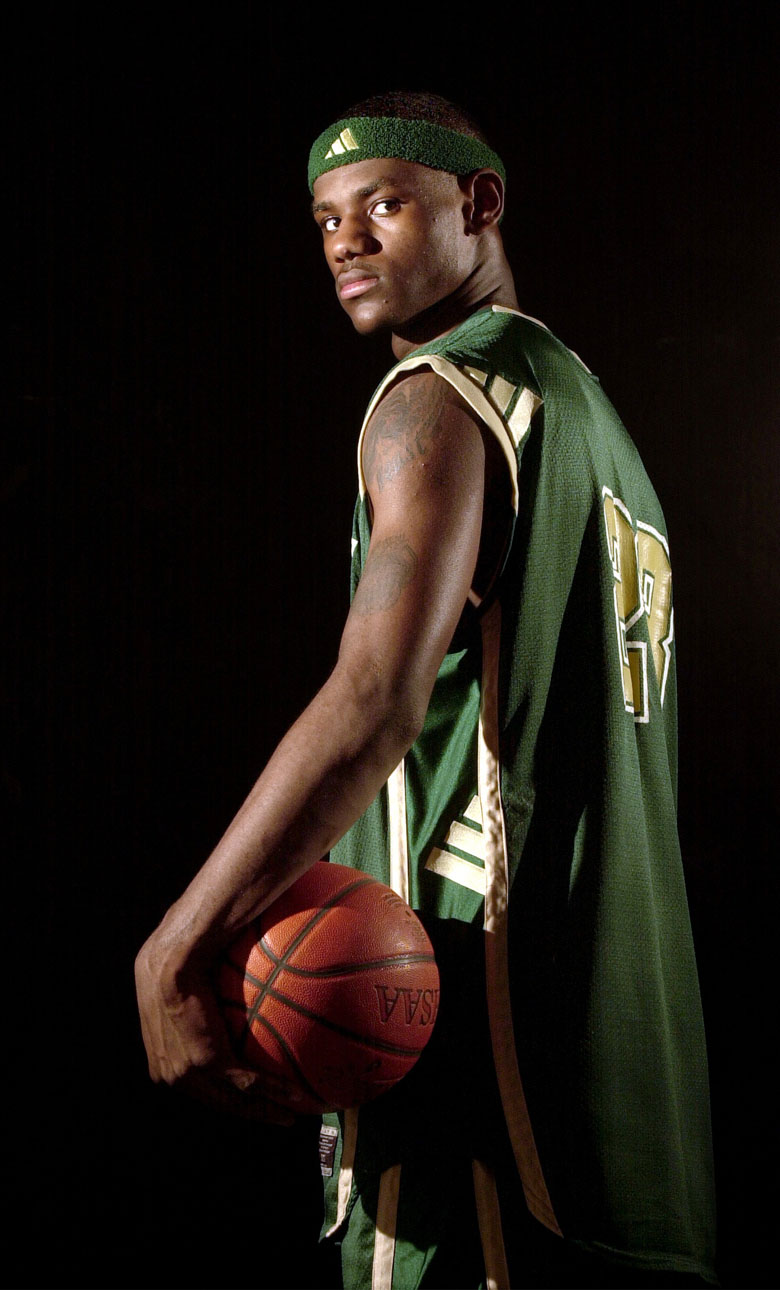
[
  {"x1": 372, "y1": 1163, "x2": 401, "y2": 1290},
  {"x1": 472, "y1": 1159, "x2": 510, "y2": 1290},
  {"x1": 324, "y1": 1107, "x2": 359, "y2": 1237}
]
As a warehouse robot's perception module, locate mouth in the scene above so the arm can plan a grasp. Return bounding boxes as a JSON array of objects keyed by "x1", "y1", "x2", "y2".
[{"x1": 338, "y1": 269, "x2": 380, "y2": 300}]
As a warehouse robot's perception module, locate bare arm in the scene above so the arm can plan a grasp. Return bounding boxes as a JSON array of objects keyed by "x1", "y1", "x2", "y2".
[{"x1": 135, "y1": 371, "x2": 487, "y2": 1101}]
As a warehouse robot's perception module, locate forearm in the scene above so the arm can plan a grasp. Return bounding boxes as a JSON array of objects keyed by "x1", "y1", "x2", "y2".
[{"x1": 147, "y1": 660, "x2": 421, "y2": 971}]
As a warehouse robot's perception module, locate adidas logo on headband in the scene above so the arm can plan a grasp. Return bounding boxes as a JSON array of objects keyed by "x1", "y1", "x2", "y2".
[{"x1": 324, "y1": 127, "x2": 360, "y2": 159}]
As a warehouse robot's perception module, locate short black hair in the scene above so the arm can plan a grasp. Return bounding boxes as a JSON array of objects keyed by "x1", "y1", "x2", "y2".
[{"x1": 342, "y1": 90, "x2": 492, "y2": 148}]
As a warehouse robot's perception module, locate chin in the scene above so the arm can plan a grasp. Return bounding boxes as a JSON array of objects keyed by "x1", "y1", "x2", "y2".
[
  {"x1": 350, "y1": 316, "x2": 392, "y2": 336},
  {"x1": 343, "y1": 303, "x2": 394, "y2": 336}
]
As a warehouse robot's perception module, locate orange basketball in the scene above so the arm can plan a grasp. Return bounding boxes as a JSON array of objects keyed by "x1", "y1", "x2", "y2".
[{"x1": 215, "y1": 861, "x2": 440, "y2": 1114}]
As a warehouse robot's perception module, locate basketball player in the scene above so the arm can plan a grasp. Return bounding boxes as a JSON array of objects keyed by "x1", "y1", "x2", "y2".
[{"x1": 136, "y1": 93, "x2": 717, "y2": 1288}]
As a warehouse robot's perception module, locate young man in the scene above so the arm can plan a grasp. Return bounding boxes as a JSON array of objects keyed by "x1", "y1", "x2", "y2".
[{"x1": 136, "y1": 93, "x2": 717, "y2": 1288}]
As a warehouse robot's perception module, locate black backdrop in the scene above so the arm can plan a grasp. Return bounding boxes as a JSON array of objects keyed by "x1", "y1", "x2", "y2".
[{"x1": 8, "y1": 4, "x2": 778, "y2": 1288}]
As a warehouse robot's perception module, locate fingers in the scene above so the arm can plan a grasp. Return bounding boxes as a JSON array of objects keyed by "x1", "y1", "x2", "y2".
[
  {"x1": 223, "y1": 1065, "x2": 306, "y2": 1123},
  {"x1": 225, "y1": 1068, "x2": 257, "y2": 1092},
  {"x1": 223, "y1": 1065, "x2": 302, "y2": 1106},
  {"x1": 134, "y1": 939, "x2": 305, "y2": 1122},
  {"x1": 183, "y1": 1069, "x2": 302, "y2": 1126}
]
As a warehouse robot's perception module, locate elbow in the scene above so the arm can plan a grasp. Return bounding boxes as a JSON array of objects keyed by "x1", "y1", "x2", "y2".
[
  {"x1": 384, "y1": 692, "x2": 427, "y2": 754},
  {"x1": 343, "y1": 666, "x2": 429, "y2": 760},
  {"x1": 365, "y1": 682, "x2": 427, "y2": 755}
]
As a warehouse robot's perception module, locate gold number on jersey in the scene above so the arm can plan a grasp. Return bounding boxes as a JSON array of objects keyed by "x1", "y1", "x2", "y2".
[{"x1": 602, "y1": 488, "x2": 674, "y2": 723}]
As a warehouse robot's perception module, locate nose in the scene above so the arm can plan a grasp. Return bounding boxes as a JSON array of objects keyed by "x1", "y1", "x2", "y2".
[{"x1": 331, "y1": 214, "x2": 380, "y2": 262}]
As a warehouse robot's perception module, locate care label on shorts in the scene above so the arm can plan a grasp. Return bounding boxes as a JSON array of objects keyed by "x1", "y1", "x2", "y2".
[{"x1": 319, "y1": 1123, "x2": 339, "y2": 1177}]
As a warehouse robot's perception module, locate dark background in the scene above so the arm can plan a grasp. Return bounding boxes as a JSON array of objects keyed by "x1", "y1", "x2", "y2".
[{"x1": 8, "y1": 3, "x2": 778, "y2": 1287}]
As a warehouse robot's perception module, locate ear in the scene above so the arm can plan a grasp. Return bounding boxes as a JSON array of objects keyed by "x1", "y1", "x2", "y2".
[{"x1": 459, "y1": 169, "x2": 505, "y2": 233}]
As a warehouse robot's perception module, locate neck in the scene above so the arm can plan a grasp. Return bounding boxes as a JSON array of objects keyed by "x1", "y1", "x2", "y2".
[{"x1": 390, "y1": 236, "x2": 519, "y2": 360}]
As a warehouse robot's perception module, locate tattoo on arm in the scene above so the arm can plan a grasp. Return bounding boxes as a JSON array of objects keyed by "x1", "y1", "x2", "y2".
[
  {"x1": 351, "y1": 536, "x2": 418, "y2": 617},
  {"x1": 362, "y1": 376, "x2": 447, "y2": 493}
]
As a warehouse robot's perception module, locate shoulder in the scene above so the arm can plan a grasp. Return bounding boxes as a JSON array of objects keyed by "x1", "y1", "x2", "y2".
[{"x1": 362, "y1": 370, "x2": 485, "y2": 498}]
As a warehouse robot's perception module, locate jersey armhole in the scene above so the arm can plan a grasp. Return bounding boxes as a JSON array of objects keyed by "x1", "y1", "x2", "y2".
[
  {"x1": 357, "y1": 354, "x2": 521, "y2": 511},
  {"x1": 358, "y1": 354, "x2": 541, "y2": 610}
]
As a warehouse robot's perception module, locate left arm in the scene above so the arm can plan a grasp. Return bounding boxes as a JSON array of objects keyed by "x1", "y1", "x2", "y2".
[{"x1": 134, "y1": 371, "x2": 488, "y2": 1109}]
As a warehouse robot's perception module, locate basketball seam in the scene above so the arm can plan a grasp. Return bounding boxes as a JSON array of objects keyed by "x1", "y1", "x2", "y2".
[
  {"x1": 247, "y1": 1012, "x2": 331, "y2": 1108},
  {"x1": 256, "y1": 983, "x2": 433, "y2": 1057},
  {"x1": 248, "y1": 876, "x2": 378, "y2": 1007},
  {"x1": 248, "y1": 951, "x2": 436, "y2": 981}
]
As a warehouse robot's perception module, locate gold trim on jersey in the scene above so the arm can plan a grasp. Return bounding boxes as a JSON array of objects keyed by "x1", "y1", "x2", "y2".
[
  {"x1": 386, "y1": 757, "x2": 410, "y2": 903},
  {"x1": 463, "y1": 794, "x2": 482, "y2": 827},
  {"x1": 478, "y1": 600, "x2": 561, "y2": 1236},
  {"x1": 424, "y1": 795, "x2": 487, "y2": 894},
  {"x1": 356, "y1": 352, "x2": 547, "y2": 513},
  {"x1": 440, "y1": 818, "x2": 487, "y2": 860},
  {"x1": 487, "y1": 374, "x2": 517, "y2": 415},
  {"x1": 425, "y1": 848, "x2": 486, "y2": 894},
  {"x1": 507, "y1": 387, "x2": 543, "y2": 450}
]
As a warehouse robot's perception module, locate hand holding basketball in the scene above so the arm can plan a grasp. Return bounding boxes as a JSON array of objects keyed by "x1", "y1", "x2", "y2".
[{"x1": 135, "y1": 925, "x2": 300, "y2": 1124}]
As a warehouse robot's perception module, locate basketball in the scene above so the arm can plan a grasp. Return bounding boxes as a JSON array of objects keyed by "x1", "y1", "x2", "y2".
[{"x1": 215, "y1": 861, "x2": 440, "y2": 1114}]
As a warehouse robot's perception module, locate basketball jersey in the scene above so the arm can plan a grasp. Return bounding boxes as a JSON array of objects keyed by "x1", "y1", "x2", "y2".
[{"x1": 328, "y1": 306, "x2": 716, "y2": 1282}]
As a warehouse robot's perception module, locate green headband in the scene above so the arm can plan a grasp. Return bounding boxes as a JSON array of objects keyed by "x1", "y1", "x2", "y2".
[{"x1": 308, "y1": 116, "x2": 506, "y2": 193}]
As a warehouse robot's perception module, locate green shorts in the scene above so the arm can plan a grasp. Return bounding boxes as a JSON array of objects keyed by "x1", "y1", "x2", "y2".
[{"x1": 321, "y1": 1109, "x2": 507, "y2": 1290}]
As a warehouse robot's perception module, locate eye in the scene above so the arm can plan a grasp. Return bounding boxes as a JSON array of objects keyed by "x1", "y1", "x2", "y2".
[
  {"x1": 321, "y1": 215, "x2": 340, "y2": 233},
  {"x1": 370, "y1": 198, "x2": 401, "y2": 217}
]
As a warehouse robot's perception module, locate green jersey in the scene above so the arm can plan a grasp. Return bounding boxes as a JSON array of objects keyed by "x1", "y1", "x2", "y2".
[{"x1": 328, "y1": 306, "x2": 716, "y2": 1285}]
